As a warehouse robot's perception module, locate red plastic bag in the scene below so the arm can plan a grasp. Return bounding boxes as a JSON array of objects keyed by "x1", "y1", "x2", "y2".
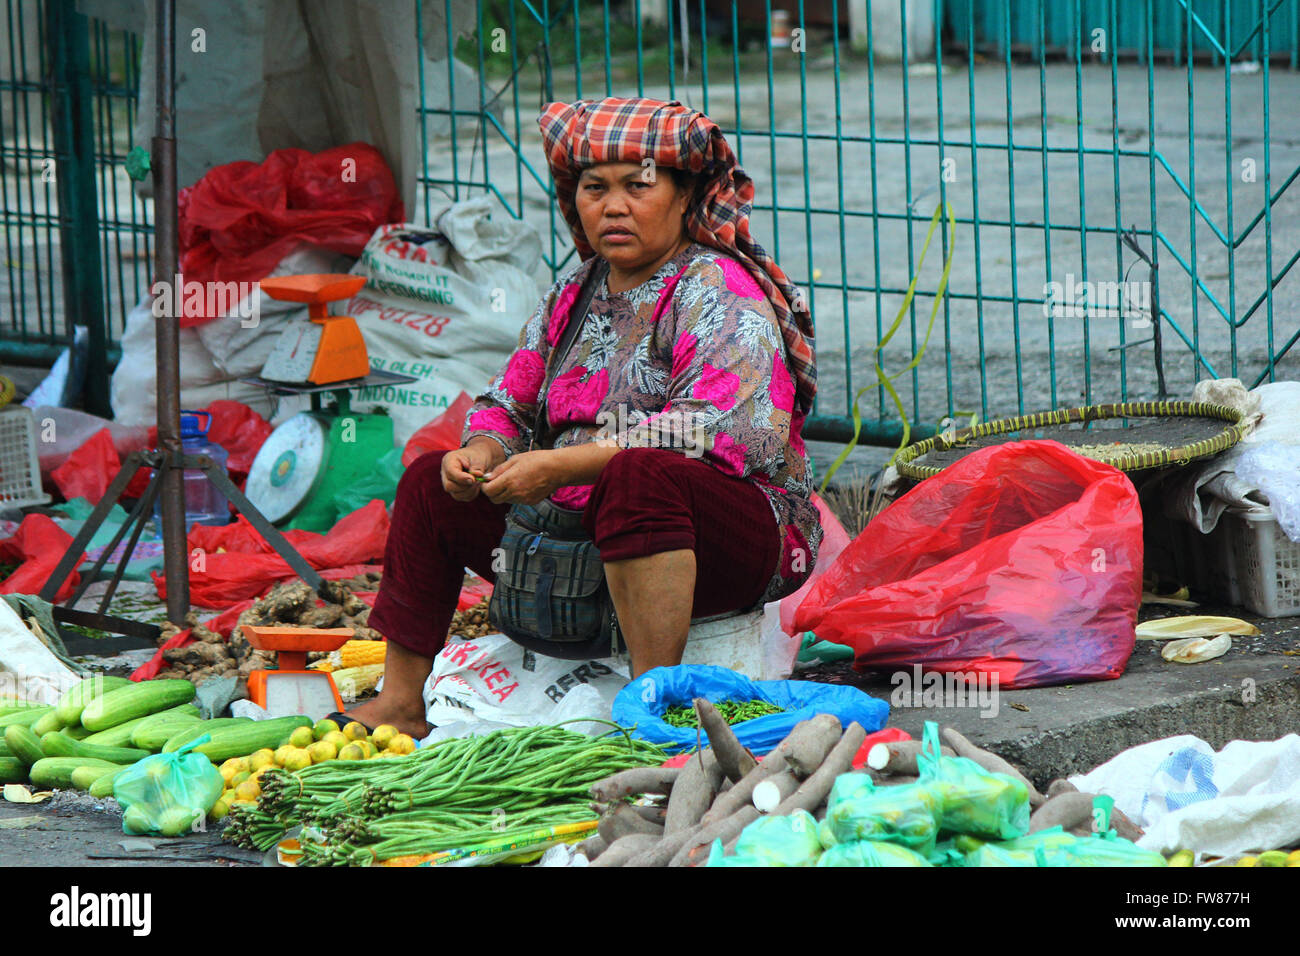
[
  {"x1": 794, "y1": 440, "x2": 1142, "y2": 689},
  {"x1": 178, "y1": 143, "x2": 403, "y2": 315},
  {"x1": 402, "y1": 391, "x2": 475, "y2": 467},
  {"x1": 0, "y1": 514, "x2": 84, "y2": 602},
  {"x1": 152, "y1": 500, "x2": 390, "y2": 608},
  {"x1": 203, "y1": 401, "x2": 272, "y2": 481},
  {"x1": 49, "y1": 428, "x2": 120, "y2": 505},
  {"x1": 779, "y1": 492, "x2": 851, "y2": 637}
]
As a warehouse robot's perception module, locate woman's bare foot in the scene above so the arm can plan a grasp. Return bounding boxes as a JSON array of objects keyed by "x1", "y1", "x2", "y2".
[
  {"x1": 344, "y1": 695, "x2": 431, "y2": 740},
  {"x1": 339, "y1": 640, "x2": 436, "y2": 739}
]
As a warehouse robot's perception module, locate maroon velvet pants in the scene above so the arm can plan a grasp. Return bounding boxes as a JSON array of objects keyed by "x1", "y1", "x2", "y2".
[{"x1": 367, "y1": 447, "x2": 781, "y2": 658}]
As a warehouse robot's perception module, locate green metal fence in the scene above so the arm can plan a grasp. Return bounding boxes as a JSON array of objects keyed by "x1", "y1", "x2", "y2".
[
  {"x1": 1, "y1": 0, "x2": 150, "y2": 414},
  {"x1": 418, "y1": 0, "x2": 1300, "y2": 444},
  {"x1": 5, "y1": 0, "x2": 1298, "y2": 443}
]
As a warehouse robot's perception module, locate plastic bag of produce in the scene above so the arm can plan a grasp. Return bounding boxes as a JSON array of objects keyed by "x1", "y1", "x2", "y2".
[
  {"x1": 113, "y1": 735, "x2": 225, "y2": 837},
  {"x1": 962, "y1": 827, "x2": 1081, "y2": 867},
  {"x1": 613, "y1": 664, "x2": 889, "y2": 756},
  {"x1": 827, "y1": 772, "x2": 877, "y2": 807},
  {"x1": 917, "y1": 722, "x2": 1030, "y2": 840},
  {"x1": 706, "y1": 810, "x2": 823, "y2": 867},
  {"x1": 818, "y1": 781, "x2": 941, "y2": 856},
  {"x1": 1059, "y1": 834, "x2": 1168, "y2": 867},
  {"x1": 817, "y1": 840, "x2": 933, "y2": 867}
]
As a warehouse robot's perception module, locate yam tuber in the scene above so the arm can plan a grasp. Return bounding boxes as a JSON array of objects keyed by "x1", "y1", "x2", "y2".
[
  {"x1": 693, "y1": 698, "x2": 758, "y2": 783},
  {"x1": 576, "y1": 833, "x2": 607, "y2": 861},
  {"x1": 590, "y1": 833, "x2": 661, "y2": 867},
  {"x1": 701, "y1": 715, "x2": 841, "y2": 826},
  {"x1": 663, "y1": 749, "x2": 724, "y2": 835},
  {"x1": 589, "y1": 766, "x2": 679, "y2": 803},
  {"x1": 1046, "y1": 778, "x2": 1077, "y2": 799},
  {"x1": 598, "y1": 804, "x2": 665, "y2": 844},
  {"x1": 866, "y1": 740, "x2": 954, "y2": 775}
]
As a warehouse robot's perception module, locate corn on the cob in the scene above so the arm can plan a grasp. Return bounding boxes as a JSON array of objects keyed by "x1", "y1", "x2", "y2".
[
  {"x1": 331, "y1": 664, "x2": 385, "y2": 701},
  {"x1": 339, "y1": 639, "x2": 387, "y2": 668}
]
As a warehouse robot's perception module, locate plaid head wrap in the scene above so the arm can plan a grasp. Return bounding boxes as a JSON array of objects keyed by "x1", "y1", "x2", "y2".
[{"x1": 538, "y1": 97, "x2": 817, "y2": 415}]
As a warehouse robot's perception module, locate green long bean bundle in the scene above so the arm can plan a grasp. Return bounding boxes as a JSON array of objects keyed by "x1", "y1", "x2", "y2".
[{"x1": 222, "y1": 724, "x2": 666, "y2": 862}]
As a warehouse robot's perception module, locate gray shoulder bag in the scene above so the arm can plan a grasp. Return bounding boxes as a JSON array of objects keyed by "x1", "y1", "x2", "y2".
[{"x1": 487, "y1": 259, "x2": 624, "y2": 660}]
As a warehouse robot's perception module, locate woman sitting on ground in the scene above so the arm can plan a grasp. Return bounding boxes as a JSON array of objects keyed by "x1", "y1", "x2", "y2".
[{"x1": 345, "y1": 97, "x2": 822, "y2": 738}]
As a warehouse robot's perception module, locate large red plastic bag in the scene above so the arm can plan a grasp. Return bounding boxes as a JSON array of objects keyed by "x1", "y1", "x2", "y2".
[
  {"x1": 178, "y1": 143, "x2": 402, "y2": 307},
  {"x1": 114, "y1": 736, "x2": 225, "y2": 837},
  {"x1": 49, "y1": 428, "x2": 120, "y2": 505},
  {"x1": 611, "y1": 665, "x2": 889, "y2": 756},
  {"x1": 402, "y1": 391, "x2": 475, "y2": 467},
  {"x1": 0, "y1": 514, "x2": 83, "y2": 602},
  {"x1": 793, "y1": 440, "x2": 1143, "y2": 688},
  {"x1": 817, "y1": 840, "x2": 933, "y2": 867},
  {"x1": 706, "y1": 810, "x2": 823, "y2": 867},
  {"x1": 916, "y1": 721, "x2": 1029, "y2": 840}
]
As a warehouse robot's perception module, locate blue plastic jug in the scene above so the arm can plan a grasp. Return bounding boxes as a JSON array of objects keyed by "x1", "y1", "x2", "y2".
[{"x1": 153, "y1": 410, "x2": 231, "y2": 530}]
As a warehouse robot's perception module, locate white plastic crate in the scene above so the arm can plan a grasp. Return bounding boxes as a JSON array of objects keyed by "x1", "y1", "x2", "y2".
[
  {"x1": 0, "y1": 405, "x2": 50, "y2": 510},
  {"x1": 1221, "y1": 508, "x2": 1300, "y2": 618}
]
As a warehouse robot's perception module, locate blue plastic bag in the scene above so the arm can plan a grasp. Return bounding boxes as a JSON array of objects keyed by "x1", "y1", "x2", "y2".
[{"x1": 611, "y1": 665, "x2": 890, "y2": 755}]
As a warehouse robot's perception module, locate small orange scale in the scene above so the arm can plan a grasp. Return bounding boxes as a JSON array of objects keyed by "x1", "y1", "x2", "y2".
[
  {"x1": 258, "y1": 274, "x2": 369, "y2": 385},
  {"x1": 241, "y1": 624, "x2": 354, "y2": 719}
]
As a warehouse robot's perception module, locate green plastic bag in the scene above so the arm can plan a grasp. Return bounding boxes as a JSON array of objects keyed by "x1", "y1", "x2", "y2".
[
  {"x1": 817, "y1": 840, "x2": 933, "y2": 867},
  {"x1": 707, "y1": 810, "x2": 823, "y2": 867},
  {"x1": 817, "y1": 781, "x2": 941, "y2": 856},
  {"x1": 916, "y1": 721, "x2": 1030, "y2": 840},
  {"x1": 332, "y1": 448, "x2": 405, "y2": 516},
  {"x1": 963, "y1": 826, "x2": 1081, "y2": 867},
  {"x1": 826, "y1": 771, "x2": 876, "y2": 807},
  {"x1": 113, "y1": 734, "x2": 224, "y2": 837}
]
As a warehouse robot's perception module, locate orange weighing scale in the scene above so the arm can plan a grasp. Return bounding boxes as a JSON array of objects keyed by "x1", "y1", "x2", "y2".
[
  {"x1": 241, "y1": 625, "x2": 354, "y2": 720},
  {"x1": 258, "y1": 274, "x2": 370, "y2": 385}
]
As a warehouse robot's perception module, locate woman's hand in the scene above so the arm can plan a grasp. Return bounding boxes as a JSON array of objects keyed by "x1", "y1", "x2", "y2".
[
  {"x1": 480, "y1": 450, "x2": 564, "y2": 506},
  {"x1": 441, "y1": 439, "x2": 503, "y2": 501}
]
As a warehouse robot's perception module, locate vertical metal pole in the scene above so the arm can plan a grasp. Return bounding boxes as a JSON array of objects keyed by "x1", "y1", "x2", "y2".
[
  {"x1": 47, "y1": 0, "x2": 109, "y2": 415},
  {"x1": 151, "y1": 0, "x2": 189, "y2": 622}
]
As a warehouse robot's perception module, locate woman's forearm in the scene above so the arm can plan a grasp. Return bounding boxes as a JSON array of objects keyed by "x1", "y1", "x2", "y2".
[{"x1": 545, "y1": 442, "x2": 623, "y2": 486}]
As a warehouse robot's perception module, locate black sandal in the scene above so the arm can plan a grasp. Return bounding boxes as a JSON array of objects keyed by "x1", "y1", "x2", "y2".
[{"x1": 325, "y1": 712, "x2": 374, "y2": 735}]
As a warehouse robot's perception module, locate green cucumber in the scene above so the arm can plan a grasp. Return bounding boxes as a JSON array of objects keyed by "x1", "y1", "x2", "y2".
[
  {"x1": 69, "y1": 763, "x2": 126, "y2": 792},
  {"x1": 80, "y1": 703, "x2": 201, "y2": 748},
  {"x1": 53, "y1": 675, "x2": 132, "y2": 726},
  {"x1": 0, "y1": 756, "x2": 27, "y2": 784},
  {"x1": 29, "y1": 757, "x2": 120, "y2": 789},
  {"x1": 0, "y1": 706, "x2": 53, "y2": 730},
  {"x1": 39, "y1": 732, "x2": 147, "y2": 764},
  {"x1": 59, "y1": 724, "x2": 93, "y2": 741},
  {"x1": 88, "y1": 766, "x2": 127, "y2": 799},
  {"x1": 191, "y1": 716, "x2": 314, "y2": 763},
  {"x1": 161, "y1": 717, "x2": 254, "y2": 754},
  {"x1": 4, "y1": 724, "x2": 45, "y2": 767},
  {"x1": 80, "y1": 679, "x2": 196, "y2": 733},
  {"x1": 130, "y1": 712, "x2": 203, "y2": 752},
  {"x1": 30, "y1": 709, "x2": 65, "y2": 737}
]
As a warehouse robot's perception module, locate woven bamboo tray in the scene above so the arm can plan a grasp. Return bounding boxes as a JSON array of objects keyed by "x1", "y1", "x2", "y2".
[{"x1": 895, "y1": 401, "x2": 1245, "y2": 480}]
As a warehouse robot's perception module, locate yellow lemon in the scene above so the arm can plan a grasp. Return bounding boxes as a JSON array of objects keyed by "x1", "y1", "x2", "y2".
[
  {"x1": 312, "y1": 718, "x2": 340, "y2": 741},
  {"x1": 337, "y1": 742, "x2": 365, "y2": 761},
  {"x1": 342, "y1": 721, "x2": 369, "y2": 741},
  {"x1": 1257, "y1": 850, "x2": 1288, "y2": 867},
  {"x1": 386, "y1": 733, "x2": 415, "y2": 755},
  {"x1": 1287, "y1": 850, "x2": 1300, "y2": 866},
  {"x1": 322, "y1": 730, "x2": 348, "y2": 749},
  {"x1": 307, "y1": 740, "x2": 338, "y2": 764},
  {"x1": 230, "y1": 770, "x2": 251, "y2": 789},
  {"x1": 283, "y1": 748, "x2": 313, "y2": 772},
  {"x1": 371, "y1": 725, "x2": 398, "y2": 750},
  {"x1": 248, "y1": 749, "x2": 275, "y2": 772},
  {"x1": 288, "y1": 726, "x2": 315, "y2": 749},
  {"x1": 208, "y1": 797, "x2": 231, "y2": 822},
  {"x1": 273, "y1": 745, "x2": 295, "y2": 768},
  {"x1": 234, "y1": 779, "x2": 261, "y2": 802},
  {"x1": 1236, "y1": 855, "x2": 1258, "y2": 867}
]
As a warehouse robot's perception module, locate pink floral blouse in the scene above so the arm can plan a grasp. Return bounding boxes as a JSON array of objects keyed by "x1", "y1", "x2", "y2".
[{"x1": 463, "y1": 242, "x2": 822, "y2": 603}]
